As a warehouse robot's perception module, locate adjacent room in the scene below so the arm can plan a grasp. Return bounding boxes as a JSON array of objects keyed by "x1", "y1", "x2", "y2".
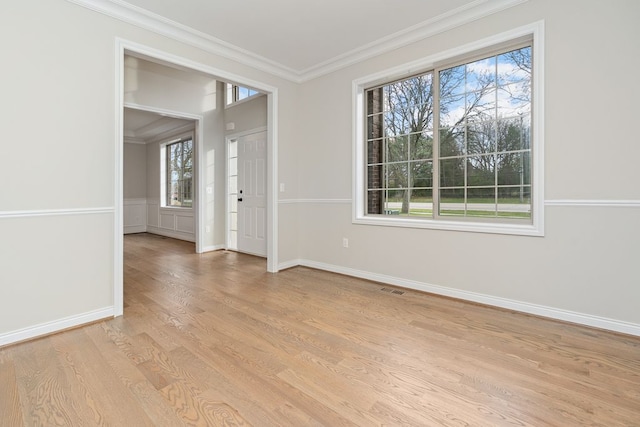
[{"x1": 1, "y1": 0, "x2": 638, "y2": 425}]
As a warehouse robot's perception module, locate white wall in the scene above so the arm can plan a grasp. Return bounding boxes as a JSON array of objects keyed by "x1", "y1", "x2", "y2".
[
  {"x1": 123, "y1": 143, "x2": 147, "y2": 199},
  {"x1": 123, "y1": 142, "x2": 147, "y2": 234},
  {"x1": 0, "y1": 0, "x2": 295, "y2": 344},
  {"x1": 225, "y1": 95, "x2": 268, "y2": 135},
  {"x1": 291, "y1": 0, "x2": 640, "y2": 333}
]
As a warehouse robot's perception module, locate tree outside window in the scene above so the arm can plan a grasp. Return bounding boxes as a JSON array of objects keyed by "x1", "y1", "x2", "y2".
[
  {"x1": 166, "y1": 139, "x2": 193, "y2": 208},
  {"x1": 366, "y1": 44, "x2": 532, "y2": 221}
]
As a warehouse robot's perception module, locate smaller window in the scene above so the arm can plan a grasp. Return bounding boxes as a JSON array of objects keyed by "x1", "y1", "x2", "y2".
[
  {"x1": 226, "y1": 83, "x2": 260, "y2": 105},
  {"x1": 164, "y1": 138, "x2": 193, "y2": 208}
]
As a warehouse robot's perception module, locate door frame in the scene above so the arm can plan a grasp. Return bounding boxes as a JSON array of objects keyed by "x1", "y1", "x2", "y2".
[
  {"x1": 114, "y1": 38, "x2": 279, "y2": 317},
  {"x1": 225, "y1": 127, "x2": 268, "y2": 253}
]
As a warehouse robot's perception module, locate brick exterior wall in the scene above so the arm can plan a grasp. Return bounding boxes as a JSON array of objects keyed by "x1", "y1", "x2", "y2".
[{"x1": 367, "y1": 88, "x2": 384, "y2": 214}]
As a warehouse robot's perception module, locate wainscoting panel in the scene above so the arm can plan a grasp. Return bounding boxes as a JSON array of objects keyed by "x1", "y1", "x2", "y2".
[
  {"x1": 125, "y1": 199, "x2": 195, "y2": 242},
  {"x1": 160, "y1": 212, "x2": 175, "y2": 230},
  {"x1": 147, "y1": 200, "x2": 159, "y2": 227},
  {"x1": 176, "y1": 213, "x2": 195, "y2": 234},
  {"x1": 123, "y1": 199, "x2": 147, "y2": 234},
  {"x1": 145, "y1": 200, "x2": 195, "y2": 242}
]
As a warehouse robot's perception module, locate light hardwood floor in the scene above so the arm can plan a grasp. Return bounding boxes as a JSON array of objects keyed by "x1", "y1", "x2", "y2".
[{"x1": 1, "y1": 233, "x2": 639, "y2": 426}]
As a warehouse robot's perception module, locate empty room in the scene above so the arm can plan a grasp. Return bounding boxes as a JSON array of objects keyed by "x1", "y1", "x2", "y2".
[{"x1": 1, "y1": 0, "x2": 639, "y2": 425}]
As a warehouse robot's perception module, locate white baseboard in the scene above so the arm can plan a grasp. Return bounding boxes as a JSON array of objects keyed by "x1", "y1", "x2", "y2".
[
  {"x1": 0, "y1": 307, "x2": 114, "y2": 347},
  {"x1": 146, "y1": 226, "x2": 195, "y2": 242},
  {"x1": 280, "y1": 259, "x2": 640, "y2": 337},
  {"x1": 124, "y1": 225, "x2": 146, "y2": 234},
  {"x1": 200, "y1": 244, "x2": 225, "y2": 253},
  {"x1": 278, "y1": 259, "x2": 302, "y2": 270}
]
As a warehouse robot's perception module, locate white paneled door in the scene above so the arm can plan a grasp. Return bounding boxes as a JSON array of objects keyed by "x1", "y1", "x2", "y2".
[{"x1": 237, "y1": 131, "x2": 267, "y2": 257}]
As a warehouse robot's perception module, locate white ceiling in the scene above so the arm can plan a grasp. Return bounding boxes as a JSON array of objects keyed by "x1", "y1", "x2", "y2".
[
  {"x1": 124, "y1": 107, "x2": 194, "y2": 144},
  {"x1": 71, "y1": 0, "x2": 526, "y2": 81},
  {"x1": 120, "y1": 0, "x2": 473, "y2": 72}
]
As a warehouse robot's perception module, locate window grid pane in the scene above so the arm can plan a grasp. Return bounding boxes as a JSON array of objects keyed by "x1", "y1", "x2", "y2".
[
  {"x1": 436, "y1": 45, "x2": 532, "y2": 219},
  {"x1": 366, "y1": 72, "x2": 434, "y2": 218},
  {"x1": 166, "y1": 139, "x2": 193, "y2": 208},
  {"x1": 365, "y1": 44, "x2": 532, "y2": 222}
]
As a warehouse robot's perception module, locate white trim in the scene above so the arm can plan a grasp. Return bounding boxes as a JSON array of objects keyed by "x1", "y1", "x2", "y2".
[
  {"x1": 279, "y1": 199, "x2": 352, "y2": 205},
  {"x1": 0, "y1": 207, "x2": 114, "y2": 219},
  {"x1": 146, "y1": 226, "x2": 195, "y2": 243},
  {"x1": 267, "y1": 92, "x2": 279, "y2": 273},
  {"x1": 545, "y1": 199, "x2": 640, "y2": 207},
  {"x1": 225, "y1": 126, "x2": 269, "y2": 140},
  {"x1": 67, "y1": 0, "x2": 527, "y2": 83},
  {"x1": 352, "y1": 217, "x2": 544, "y2": 237},
  {"x1": 352, "y1": 21, "x2": 545, "y2": 238},
  {"x1": 291, "y1": 259, "x2": 640, "y2": 337},
  {"x1": 114, "y1": 40, "x2": 124, "y2": 317},
  {"x1": 0, "y1": 307, "x2": 114, "y2": 347},
  {"x1": 277, "y1": 259, "x2": 302, "y2": 271},
  {"x1": 124, "y1": 225, "x2": 146, "y2": 234},
  {"x1": 225, "y1": 135, "x2": 233, "y2": 251}
]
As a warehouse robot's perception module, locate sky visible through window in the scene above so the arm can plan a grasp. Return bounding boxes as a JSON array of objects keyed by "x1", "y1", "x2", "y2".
[{"x1": 367, "y1": 45, "x2": 532, "y2": 220}]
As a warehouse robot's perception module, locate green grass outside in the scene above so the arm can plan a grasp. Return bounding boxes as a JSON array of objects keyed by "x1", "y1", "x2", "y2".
[
  {"x1": 385, "y1": 197, "x2": 531, "y2": 204},
  {"x1": 388, "y1": 208, "x2": 531, "y2": 219}
]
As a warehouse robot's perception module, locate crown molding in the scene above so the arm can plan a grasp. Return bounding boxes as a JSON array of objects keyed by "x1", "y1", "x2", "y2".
[
  {"x1": 123, "y1": 137, "x2": 146, "y2": 145},
  {"x1": 67, "y1": 0, "x2": 528, "y2": 83},
  {"x1": 66, "y1": 0, "x2": 301, "y2": 81},
  {"x1": 300, "y1": 0, "x2": 529, "y2": 81}
]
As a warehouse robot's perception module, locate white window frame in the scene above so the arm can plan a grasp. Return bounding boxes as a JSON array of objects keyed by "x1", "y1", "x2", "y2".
[
  {"x1": 352, "y1": 21, "x2": 544, "y2": 236},
  {"x1": 161, "y1": 132, "x2": 195, "y2": 210}
]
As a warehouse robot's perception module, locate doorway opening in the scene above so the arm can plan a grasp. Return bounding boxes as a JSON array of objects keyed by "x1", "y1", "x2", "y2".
[
  {"x1": 123, "y1": 105, "x2": 200, "y2": 245},
  {"x1": 115, "y1": 40, "x2": 279, "y2": 317}
]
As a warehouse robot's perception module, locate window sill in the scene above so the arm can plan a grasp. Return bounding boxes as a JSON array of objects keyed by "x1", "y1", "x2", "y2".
[{"x1": 353, "y1": 215, "x2": 543, "y2": 237}]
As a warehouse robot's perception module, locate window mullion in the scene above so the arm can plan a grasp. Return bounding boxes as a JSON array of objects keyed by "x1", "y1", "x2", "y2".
[
  {"x1": 433, "y1": 68, "x2": 441, "y2": 220},
  {"x1": 167, "y1": 145, "x2": 172, "y2": 206}
]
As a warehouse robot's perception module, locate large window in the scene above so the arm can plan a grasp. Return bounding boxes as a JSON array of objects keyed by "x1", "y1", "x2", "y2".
[
  {"x1": 356, "y1": 27, "x2": 543, "y2": 236},
  {"x1": 165, "y1": 138, "x2": 193, "y2": 208}
]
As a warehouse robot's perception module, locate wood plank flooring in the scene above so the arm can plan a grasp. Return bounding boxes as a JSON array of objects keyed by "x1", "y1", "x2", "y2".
[{"x1": 1, "y1": 232, "x2": 639, "y2": 426}]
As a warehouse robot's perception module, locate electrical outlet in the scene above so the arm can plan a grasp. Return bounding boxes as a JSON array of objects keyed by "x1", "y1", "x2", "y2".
[
  {"x1": 206, "y1": 226, "x2": 211, "y2": 233},
  {"x1": 342, "y1": 238, "x2": 349, "y2": 248}
]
